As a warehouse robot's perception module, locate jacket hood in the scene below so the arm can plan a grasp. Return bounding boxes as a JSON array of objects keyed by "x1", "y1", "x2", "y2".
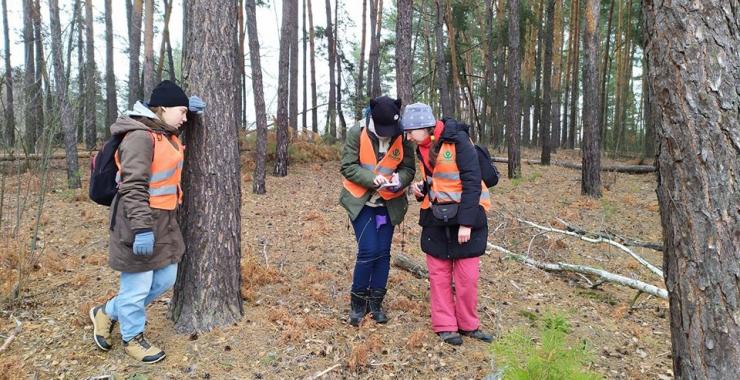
[
  {"x1": 439, "y1": 118, "x2": 470, "y2": 141},
  {"x1": 110, "y1": 101, "x2": 179, "y2": 136}
]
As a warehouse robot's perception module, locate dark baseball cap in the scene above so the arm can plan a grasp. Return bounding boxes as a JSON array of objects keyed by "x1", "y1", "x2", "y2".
[{"x1": 370, "y1": 96, "x2": 402, "y2": 137}]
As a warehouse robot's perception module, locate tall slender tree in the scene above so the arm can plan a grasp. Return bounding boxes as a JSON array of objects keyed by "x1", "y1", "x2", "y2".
[
  {"x1": 550, "y1": 0, "x2": 563, "y2": 151},
  {"x1": 645, "y1": 1, "x2": 739, "y2": 378},
  {"x1": 302, "y1": 0, "x2": 307, "y2": 132},
  {"x1": 355, "y1": 0, "x2": 367, "y2": 119},
  {"x1": 307, "y1": 0, "x2": 318, "y2": 134},
  {"x1": 84, "y1": 0, "x2": 97, "y2": 149},
  {"x1": 481, "y1": 0, "x2": 495, "y2": 144},
  {"x1": 245, "y1": 0, "x2": 267, "y2": 194},
  {"x1": 23, "y1": 0, "x2": 38, "y2": 153},
  {"x1": 506, "y1": 0, "x2": 521, "y2": 178},
  {"x1": 155, "y1": 0, "x2": 174, "y2": 83},
  {"x1": 324, "y1": 0, "x2": 336, "y2": 137},
  {"x1": 370, "y1": 0, "x2": 383, "y2": 98},
  {"x1": 396, "y1": 0, "x2": 413, "y2": 108},
  {"x1": 48, "y1": 0, "x2": 81, "y2": 189},
  {"x1": 76, "y1": 0, "x2": 84, "y2": 143},
  {"x1": 274, "y1": 0, "x2": 294, "y2": 176},
  {"x1": 532, "y1": 0, "x2": 544, "y2": 146},
  {"x1": 580, "y1": 0, "x2": 600, "y2": 197},
  {"x1": 366, "y1": 0, "x2": 378, "y2": 98},
  {"x1": 128, "y1": 0, "x2": 143, "y2": 107},
  {"x1": 173, "y1": 0, "x2": 243, "y2": 333},
  {"x1": 598, "y1": 0, "x2": 615, "y2": 148},
  {"x1": 567, "y1": 0, "x2": 581, "y2": 149},
  {"x1": 335, "y1": 0, "x2": 346, "y2": 138},
  {"x1": 142, "y1": 0, "x2": 154, "y2": 96},
  {"x1": 434, "y1": 0, "x2": 452, "y2": 117},
  {"x1": 540, "y1": 0, "x2": 554, "y2": 165},
  {"x1": 31, "y1": 0, "x2": 45, "y2": 146},
  {"x1": 289, "y1": 0, "x2": 299, "y2": 132},
  {"x1": 492, "y1": 0, "x2": 506, "y2": 149},
  {"x1": 1, "y1": 0, "x2": 15, "y2": 147},
  {"x1": 104, "y1": 0, "x2": 117, "y2": 133}
]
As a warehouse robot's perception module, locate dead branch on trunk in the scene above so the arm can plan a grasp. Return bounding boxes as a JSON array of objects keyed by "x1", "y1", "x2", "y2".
[
  {"x1": 488, "y1": 243, "x2": 668, "y2": 299},
  {"x1": 518, "y1": 218, "x2": 664, "y2": 279},
  {"x1": 556, "y1": 218, "x2": 664, "y2": 251},
  {"x1": 491, "y1": 156, "x2": 655, "y2": 174}
]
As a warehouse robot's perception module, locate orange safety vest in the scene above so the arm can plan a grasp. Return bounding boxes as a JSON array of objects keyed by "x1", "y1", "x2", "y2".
[
  {"x1": 420, "y1": 133, "x2": 490, "y2": 211},
  {"x1": 115, "y1": 132, "x2": 184, "y2": 210},
  {"x1": 342, "y1": 127, "x2": 405, "y2": 200}
]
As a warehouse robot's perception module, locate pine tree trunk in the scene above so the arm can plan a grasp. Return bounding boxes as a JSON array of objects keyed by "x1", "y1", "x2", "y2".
[
  {"x1": 567, "y1": 0, "x2": 581, "y2": 149},
  {"x1": 641, "y1": 54, "x2": 655, "y2": 161},
  {"x1": 128, "y1": 0, "x2": 143, "y2": 108},
  {"x1": 324, "y1": 0, "x2": 336, "y2": 137},
  {"x1": 492, "y1": 0, "x2": 506, "y2": 149},
  {"x1": 481, "y1": 0, "x2": 495, "y2": 145},
  {"x1": 580, "y1": 0, "x2": 600, "y2": 197},
  {"x1": 104, "y1": 0, "x2": 117, "y2": 134},
  {"x1": 173, "y1": 0, "x2": 243, "y2": 333},
  {"x1": 289, "y1": 0, "x2": 299, "y2": 132},
  {"x1": 550, "y1": 0, "x2": 563, "y2": 151},
  {"x1": 395, "y1": 0, "x2": 413, "y2": 108},
  {"x1": 31, "y1": 0, "x2": 44, "y2": 150},
  {"x1": 84, "y1": 0, "x2": 97, "y2": 149},
  {"x1": 599, "y1": 0, "x2": 614, "y2": 150},
  {"x1": 302, "y1": 0, "x2": 307, "y2": 132},
  {"x1": 335, "y1": 0, "x2": 346, "y2": 139},
  {"x1": 246, "y1": 0, "x2": 268, "y2": 194},
  {"x1": 521, "y1": 12, "x2": 536, "y2": 147},
  {"x1": 274, "y1": 0, "x2": 294, "y2": 176},
  {"x1": 1, "y1": 0, "x2": 15, "y2": 147},
  {"x1": 366, "y1": 0, "x2": 377, "y2": 99},
  {"x1": 506, "y1": 0, "x2": 521, "y2": 179},
  {"x1": 142, "y1": 0, "x2": 154, "y2": 96},
  {"x1": 155, "y1": 0, "x2": 174, "y2": 84},
  {"x1": 532, "y1": 0, "x2": 544, "y2": 147},
  {"x1": 540, "y1": 0, "x2": 554, "y2": 165},
  {"x1": 48, "y1": 0, "x2": 81, "y2": 189},
  {"x1": 76, "y1": 1, "x2": 84, "y2": 144},
  {"x1": 355, "y1": 0, "x2": 367, "y2": 119},
  {"x1": 370, "y1": 0, "x2": 383, "y2": 98},
  {"x1": 445, "y1": 1, "x2": 461, "y2": 117},
  {"x1": 644, "y1": 1, "x2": 740, "y2": 378},
  {"x1": 307, "y1": 0, "x2": 318, "y2": 134},
  {"x1": 23, "y1": 0, "x2": 37, "y2": 154},
  {"x1": 434, "y1": 0, "x2": 452, "y2": 117}
]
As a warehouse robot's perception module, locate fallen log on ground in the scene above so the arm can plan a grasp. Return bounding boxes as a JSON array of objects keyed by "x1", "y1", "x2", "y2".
[
  {"x1": 518, "y1": 218, "x2": 664, "y2": 279},
  {"x1": 0, "y1": 315, "x2": 21, "y2": 353},
  {"x1": 0, "y1": 151, "x2": 94, "y2": 162},
  {"x1": 556, "y1": 218, "x2": 664, "y2": 252},
  {"x1": 491, "y1": 157, "x2": 655, "y2": 174},
  {"x1": 393, "y1": 253, "x2": 428, "y2": 279},
  {"x1": 488, "y1": 243, "x2": 668, "y2": 299}
]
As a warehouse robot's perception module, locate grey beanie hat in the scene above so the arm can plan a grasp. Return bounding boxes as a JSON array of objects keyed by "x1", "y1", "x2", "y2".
[{"x1": 401, "y1": 103, "x2": 437, "y2": 130}]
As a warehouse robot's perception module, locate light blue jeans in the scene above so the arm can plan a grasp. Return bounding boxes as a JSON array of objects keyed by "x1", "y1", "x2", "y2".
[{"x1": 105, "y1": 263, "x2": 178, "y2": 341}]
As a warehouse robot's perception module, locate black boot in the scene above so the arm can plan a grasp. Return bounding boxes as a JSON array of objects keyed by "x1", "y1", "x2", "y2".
[
  {"x1": 349, "y1": 290, "x2": 369, "y2": 326},
  {"x1": 368, "y1": 288, "x2": 389, "y2": 323}
]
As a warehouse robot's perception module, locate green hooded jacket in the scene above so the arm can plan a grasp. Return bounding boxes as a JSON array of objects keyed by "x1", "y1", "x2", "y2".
[{"x1": 339, "y1": 125, "x2": 416, "y2": 225}]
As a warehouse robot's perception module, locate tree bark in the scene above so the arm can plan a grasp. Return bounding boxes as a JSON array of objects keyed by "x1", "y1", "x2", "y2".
[
  {"x1": 366, "y1": 0, "x2": 377, "y2": 99},
  {"x1": 335, "y1": 0, "x2": 346, "y2": 139},
  {"x1": 532, "y1": 0, "x2": 544, "y2": 147},
  {"x1": 307, "y1": 0, "x2": 318, "y2": 134},
  {"x1": 48, "y1": 0, "x2": 81, "y2": 189},
  {"x1": 599, "y1": 0, "x2": 615, "y2": 150},
  {"x1": 274, "y1": 0, "x2": 294, "y2": 176},
  {"x1": 128, "y1": 0, "x2": 143, "y2": 108},
  {"x1": 155, "y1": 0, "x2": 174, "y2": 84},
  {"x1": 23, "y1": 0, "x2": 38, "y2": 154},
  {"x1": 1, "y1": 0, "x2": 14, "y2": 147},
  {"x1": 644, "y1": 1, "x2": 740, "y2": 377},
  {"x1": 506, "y1": 0, "x2": 521, "y2": 178},
  {"x1": 355, "y1": 0, "x2": 367, "y2": 119},
  {"x1": 245, "y1": 0, "x2": 267, "y2": 194},
  {"x1": 580, "y1": 0, "x2": 601, "y2": 197},
  {"x1": 104, "y1": 0, "x2": 117, "y2": 134},
  {"x1": 395, "y1": 0, "x2": 413, "y2": 108},
  {"x1": 289, "y1": 0, "x2": 299, "y2": 132},
  {"x1": 642, "y1": 54, "x2": 655, "y2": 161},
  {"x1": 324, "y1": 0, "x2": 336, "y2": 137},
  {"x1": 142, "y1": 0, "x2": 154, "y2": 96},
  {"x1": 371, "y1": 0, "x2": 383, "y2": 98},
  {"x1": 492, "y1": 0, "x2": 506, "y2": 149},
  {"x1": 540, "y1": 0, "x2": 554, "y2": 165},
  {"x1": 550, "y1": 0, "x2": 563, "y2": 151},
  {"x1": 434, "y1": 0, "x2": 452, "y2": 117},
  {"x1": 302, "y1": 0, "x2": 307, "y2": 132},
  {"x1": 173, "y1": 0, "x2": 243, "y2": 333},
  {"x1": 84, "y1": 0, "x2": 97, "y2": 149},
  {"x1": 567, "y1": 0, "x2": 581, "y2": 149},
  {"x1": 480, "y1": 0, "x2": 495, "y2": 145},
  {"x1": 76, "y1": 0, "x2": 85, "y2": 143},
  {"x1": 31, "y1": 0, "x2": 45, "y2": 150}
]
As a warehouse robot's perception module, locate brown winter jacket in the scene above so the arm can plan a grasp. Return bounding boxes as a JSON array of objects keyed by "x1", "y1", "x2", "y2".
[{"x1": 108, "y1": 108, "x2": 186, "y2": 273}]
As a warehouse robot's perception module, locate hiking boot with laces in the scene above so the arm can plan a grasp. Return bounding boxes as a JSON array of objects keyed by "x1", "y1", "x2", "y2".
[
  {"x1": 460, "y1": 329, "x2": 494, "y2": 343},
  {"x1": 89, "y1": 304, "x2": 116, "y2": 351},
  {"x1": 123, "y1": 333, "x2": 166, "y2": 364},
  {"x1": 437, "y1": 331, "x2": 463, "y2": 346}
]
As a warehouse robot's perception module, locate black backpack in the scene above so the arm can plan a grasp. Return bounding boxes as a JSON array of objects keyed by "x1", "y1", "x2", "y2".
[
  {"x1": 474, "y1": 144, "x2": 500, "y2": 188},
  {"x1": 89, "y1": 134, "x2": 126, "y2": 206}
]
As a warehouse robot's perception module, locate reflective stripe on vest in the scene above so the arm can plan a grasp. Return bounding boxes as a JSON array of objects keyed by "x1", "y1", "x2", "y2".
[
  {"x1": 115, "y1": 132, "x2": 184, "y2": 210},
  {"x1": 342, "y1": 128, "x2": 405, "y2": 200},
  {"x1": 420, "y1": 137, "x2": 490, "y2": 211}
]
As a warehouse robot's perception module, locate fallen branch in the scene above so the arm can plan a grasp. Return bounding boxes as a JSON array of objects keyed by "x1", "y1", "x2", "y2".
[
  {"x1": 392, "y1": 253, "x2": 428, "y2": 279},
  {"x1": 518, "y1": 218, "x2": 664, "y2": 279},
  {"x1": 0, "y1": 315, "x2": 21, "y2": 353},
  {"x1": 0, "y1": 151, "x2": 93, "y2": 162},
  {"x1": 491, "y1": 157, "x2": 655, "y2": 174},
  {"x1": 305, "y1": 363, "x2": 341, "y2": 380},
  {"x1": 557, "y1": 218, "x2": 664, "y2": 252},
  {"x1": 488, "y1": 243, "x2": 668, "y2": 299}
]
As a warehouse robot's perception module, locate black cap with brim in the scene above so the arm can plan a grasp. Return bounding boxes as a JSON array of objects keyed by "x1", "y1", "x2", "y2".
[{"x1": 370, "y1": 96, "x2": 402, "y2": 137}]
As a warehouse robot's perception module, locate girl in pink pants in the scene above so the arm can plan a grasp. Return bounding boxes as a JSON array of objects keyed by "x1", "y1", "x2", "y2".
[{"x1": 402, "y1": 104, "x2": 493, "y2": 346}]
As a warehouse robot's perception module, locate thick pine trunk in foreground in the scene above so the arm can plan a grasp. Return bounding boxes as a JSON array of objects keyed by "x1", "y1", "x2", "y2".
[
  {"x1": 645, "y1": 1, "x2": 739, "y2": 378},
  {"x1": 173, "y1": 0, "x2": 243, "y2": 333},
  {"x1": 395, "y1": 0, "x2": 413, "y2": 108}
]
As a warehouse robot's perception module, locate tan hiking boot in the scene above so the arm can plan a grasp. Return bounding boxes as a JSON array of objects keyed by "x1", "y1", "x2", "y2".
[
  {"x1": 123, "y1": 333, "x2": 166, "y2": 364},
  {"x1": 89, "y1": 304, "x2": 116, "y2": 351}
]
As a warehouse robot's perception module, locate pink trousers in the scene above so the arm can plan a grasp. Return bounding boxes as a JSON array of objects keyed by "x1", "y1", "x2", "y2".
[{"x1": 425, "y1": 254, "x2": 480, "y2": 333}]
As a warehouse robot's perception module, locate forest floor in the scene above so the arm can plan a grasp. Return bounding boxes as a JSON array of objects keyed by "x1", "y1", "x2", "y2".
[{"x1": 0, "y1": 146, "x2": 673, "y2": 379}]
